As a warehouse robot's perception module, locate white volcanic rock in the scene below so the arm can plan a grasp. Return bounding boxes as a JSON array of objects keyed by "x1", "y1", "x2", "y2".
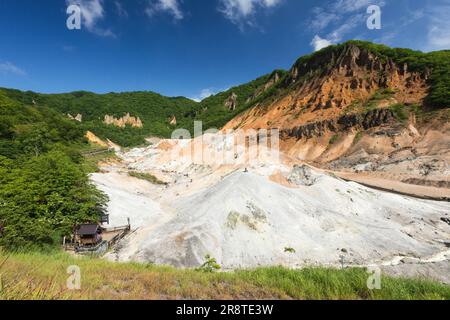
[{"x1": 91, "y1": 139, "x2": 450, "y2": 272}]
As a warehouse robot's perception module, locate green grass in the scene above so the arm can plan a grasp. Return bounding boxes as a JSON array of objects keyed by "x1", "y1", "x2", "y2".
[
  {"x1": 329, "y1": 134, "x2": 340, "y2": 145},
  {"x1": 1, "y1": 251, "x2": 449, "y2": 300},
  {"x1": 389, "y1": 104, "x2": 409, "y2": 123},
  {"x1": 343, "y1": 100, "x2": 363, "y2": 114},
  {"x1": 365, "y1": 88, "x2": 396, "y2": 111},
  {"x1": 343, "y1": 88, "x2": 397, "y2": 114},
  {"x1": 128, "y1": 171, "x2": 168, "y2": 185},
  {"x1": 353, "y1": 131, "x2": 364, "y2": 144},
  {"x1": 416, "y1": 108, "x2": 450, "y2": 124}
]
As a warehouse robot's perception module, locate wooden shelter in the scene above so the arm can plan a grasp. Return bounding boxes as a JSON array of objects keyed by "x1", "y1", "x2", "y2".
[
  {"x1": 100, "y1": 214, "x2": 110, "y2": 224},
  {"x1": 75, "y1": 224, "x2": 103, "y2": 246}
]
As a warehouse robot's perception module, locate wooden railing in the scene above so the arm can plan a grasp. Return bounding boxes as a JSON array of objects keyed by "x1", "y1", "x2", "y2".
[{"x1": 103, "y1": 225, "x2": 130, "y2": 233}]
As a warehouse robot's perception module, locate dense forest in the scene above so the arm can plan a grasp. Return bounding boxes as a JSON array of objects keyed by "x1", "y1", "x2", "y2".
[
  {"x1": 0, "y1": 91, "x2": 106, "y2": 250},
  {"x1": 0, "y1": 72, "x2": 279, "y2": 146}
]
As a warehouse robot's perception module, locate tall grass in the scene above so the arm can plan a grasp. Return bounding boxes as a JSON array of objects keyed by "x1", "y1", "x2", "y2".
[
  {"x1": 128, "y1": 171, "x2": 168, "y2": 185},
  {"x1": 0, "y1": 251, "x2": 449, "y2": 300}
]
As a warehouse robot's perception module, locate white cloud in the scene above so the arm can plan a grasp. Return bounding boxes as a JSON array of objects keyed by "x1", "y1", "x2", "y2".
[
  {"x1": 310, "y1": 35, "x2": 333, "y2": 51},
  {"x1": 115, "y1": 1, "x2": 128, "y2": 18},
  {"x1": 327, "y1": 13, "x2": 364, "y2": 43},
  {"x1": 219, "y1": 0, "x2": 282, "y2": 29},
  {"x1": 333, "y1": 0, "x2": 381, "y2": 14},
  {"x1": 372, "y1": 8, "x2": 425, "y2": 47},
  {"x1": 146, "y1": 0, "x2": 184, "y2": 20},
  {"x1": 0, "y1": 62, "x2": 26, "y2": 76},
  {"x1": 66, "y1": 0, "x2": 116, "y2": 37},
  {"x1": 308, "y1": 0, "x2": 385, "y2": 50},
  {"x1": 426, "y1": 2, "x2": 450, "y2": 51},
  {"x1": 190, "y1": 88, "x2": 216, "y2": 102},
  {"x1": 310, "y1": 8, "x2": 339, "y2": 31}
]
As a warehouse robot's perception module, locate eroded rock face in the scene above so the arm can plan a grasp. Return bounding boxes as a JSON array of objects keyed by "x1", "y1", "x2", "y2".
[
  {"x1": 169, "y1": 115, "x2": 177, "y2": 126},
  {"x1": 282, "y1": 108, "x2": 395, "y2": 140},
  {"x1": 68, "y1": 113, "x2": 83, "y2": 122},
  {"x1": 104, "y1": 113, "x2": 143, "y2": 128},
  {"x1": 246, "y1": 72, "x2": 282, "y2": 103},
  {"x1": 224, "y1": 92, "x2": 238, "y2": 111},
  {"x1": 224, "y1": 43, "x2": 429, "y2": 132},
  {"x1": 85, "y1": 131, "x2": 108, "y2": 147}
]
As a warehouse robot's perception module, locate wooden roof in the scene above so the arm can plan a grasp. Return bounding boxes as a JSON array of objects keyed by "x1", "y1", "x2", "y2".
[{"x1": 76, "y1": 224, "x2": 101, "y2": 236}]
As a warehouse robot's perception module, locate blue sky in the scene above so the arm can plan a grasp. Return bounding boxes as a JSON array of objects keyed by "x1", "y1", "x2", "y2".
[{"x1": 0, "y1": 0, "x2": 449, "y2": 99}]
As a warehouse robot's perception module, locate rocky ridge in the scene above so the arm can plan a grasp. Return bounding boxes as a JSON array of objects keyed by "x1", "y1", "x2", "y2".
[{"x1": 104, "y1": 113, "x2": 143, "y2": 128}]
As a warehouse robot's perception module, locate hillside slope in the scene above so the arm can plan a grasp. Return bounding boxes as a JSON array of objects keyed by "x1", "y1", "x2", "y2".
[
  {"x1": 0, "y1": 91, "x2": 107, "y2": 249},
  {"x1": 0, "y1": 71, "x2": 283, "y2": 146},
  {"x1": 1, "y1": 41, "x2": 448, "y2": 190},
  {"x1": 225, "y1": 41, "x2": 449, "y2": 130},
  {"x1": 223, "y1": 41, "x2": 449, "y2": 189},
  {"x1": 1, "y1": 41, "x2": 447, "y2": 150}
]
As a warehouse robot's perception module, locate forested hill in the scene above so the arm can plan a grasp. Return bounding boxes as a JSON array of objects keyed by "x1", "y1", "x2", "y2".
[
  {"x1": 0, "y1": 89, "x2": 199, "y2": 147},
  {"x1": 0, "y1": 90, "x2": 107, "y2": 249},
  {"x1": 0, "y1": 71, "x2": 281, "y2": 146}
]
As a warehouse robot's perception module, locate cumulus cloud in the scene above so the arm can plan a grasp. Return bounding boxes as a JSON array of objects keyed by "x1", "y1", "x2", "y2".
[
  {"x1": 219, "y1": 0, "x2": 282, "y2": 29},
  {"x1": 0, "y1": 62, "x2": 26, "y2": 76},
  {"x1": 310, "y1": 35, "x2": 333, "y2": 51},
  {"x1": 66, "y1": 0, "x2": 116, "y2": 37},
  {"x1": 146, "y1": 0, "x2": 184, "y2": 20}
]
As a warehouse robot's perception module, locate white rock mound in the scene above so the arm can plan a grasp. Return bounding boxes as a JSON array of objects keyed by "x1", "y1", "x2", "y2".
[{"x1": 104, "y1": 165, "x2": 450, "y2": 269}]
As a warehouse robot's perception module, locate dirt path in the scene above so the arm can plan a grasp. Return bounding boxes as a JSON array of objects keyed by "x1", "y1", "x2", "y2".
[{"x1": 333, "y1": 172, "x2": 450, "y2": 201}]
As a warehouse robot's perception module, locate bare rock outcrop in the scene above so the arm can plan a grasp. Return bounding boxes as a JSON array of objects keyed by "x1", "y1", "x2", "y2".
[
  {"x1": 282, "y1": 108, "x2": 395, "y2": 140},
  {"x1": 224, "y1": 92, "x2": 238, "y2": 111},
  {"x1": 288, "y1": 165, "x2": 319, "y2": 186},
  {"x1": 246, "y1": 72, "x2": 282, "y2": 103},
  {"x1": 85, "y1": 131, "x2": 108, "y2": 147},
  {"x1": 68, "y1": 113, "x2": 83, "y2": 122},
  {"x1": 224, "y1": 43, "x2": 429, "y2": 132},
  {"x1": 104, "y1": 113, "x2": 143, "y2": 128}
]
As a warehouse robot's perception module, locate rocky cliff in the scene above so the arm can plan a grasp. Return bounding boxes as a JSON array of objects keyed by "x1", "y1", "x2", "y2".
[
  {"x1": 281, "y1": 108, "x2": 395, "y2": 140},
  {"x1": 224, "y1": 42, "x2": 430, "y2": 133},
  {"x1": 104, "y1": 113, "x2": 143, "y2": 128},
  {"x1": 222, "y1": 42, "x2": 449, "y2": 190}
]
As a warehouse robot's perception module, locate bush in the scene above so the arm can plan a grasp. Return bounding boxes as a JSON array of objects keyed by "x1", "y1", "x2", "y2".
[{"x1": 196, "y1": 255, "x2": 221, "y2": 273}]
